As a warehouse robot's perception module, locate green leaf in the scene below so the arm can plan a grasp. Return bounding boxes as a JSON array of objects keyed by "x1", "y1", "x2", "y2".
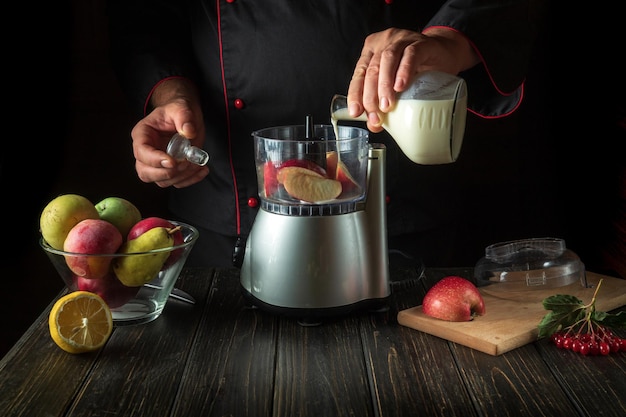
[
  {"x1": 538, "y1": 308, "x2": 586, "y2": 339},
  {"x1": 594, "y1": 310, "x2": 626, "y2": 329},
  {"x1": 537, "y1": 294, "x2": 586, "y2": 339},
  {"x1": 537, "y1": 279, "x2": 626, "y2": 341},
  {"x1": 542, "y1": 294, "x2": 584, "y2": 313}
]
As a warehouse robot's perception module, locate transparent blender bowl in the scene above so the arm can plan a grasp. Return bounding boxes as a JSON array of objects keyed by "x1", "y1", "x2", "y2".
[
  {"x1": 253, "y1": 125, "x2": 369, "y2": 206},
  {"x1": 474, "y1": 238, "x2": 587, "y2": 292}
]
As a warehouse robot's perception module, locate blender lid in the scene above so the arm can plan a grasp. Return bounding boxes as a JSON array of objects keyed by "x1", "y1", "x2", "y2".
[{"x1": 474, "y1": 238, "x2": 587, "y2": 291}]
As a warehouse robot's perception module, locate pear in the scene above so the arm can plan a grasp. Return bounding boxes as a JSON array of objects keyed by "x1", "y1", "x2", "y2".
[{"x1": 113, "y1": 227, "x2": 175, "y2": 287}]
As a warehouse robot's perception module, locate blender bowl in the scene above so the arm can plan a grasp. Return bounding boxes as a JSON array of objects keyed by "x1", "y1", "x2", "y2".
[{"x1": 254, "y1": 124, "x2": 369, "y2": 209}]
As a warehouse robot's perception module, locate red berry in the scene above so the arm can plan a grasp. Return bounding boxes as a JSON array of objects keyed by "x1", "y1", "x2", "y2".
[
  {"x1": 579, "y1": 343, "x2": 590, "y2": 356},
  {"x1": 609, "y1": 339, "x2": 621, "y2": 353},
  {"x1": 599, "y1": 342, "x2": 611, "y2": 356},
  {"x1": 563, "y1": 337, "x2": 573, "y2": 350}
]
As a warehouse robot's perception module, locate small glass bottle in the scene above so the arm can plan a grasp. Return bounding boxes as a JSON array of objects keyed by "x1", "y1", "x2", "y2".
[{"x1": 167, "y1": 133, "x2": 209, "y2": 166}]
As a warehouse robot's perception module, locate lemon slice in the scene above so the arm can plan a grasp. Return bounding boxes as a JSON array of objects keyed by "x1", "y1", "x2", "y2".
[{"x1": 48, "y1": 291, "x2": 113, "y2": 354}]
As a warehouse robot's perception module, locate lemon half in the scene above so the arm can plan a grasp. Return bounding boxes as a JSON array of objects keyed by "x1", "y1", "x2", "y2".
[{"x1": 48, "y1": 291, "x2": 113, "y2": 354}]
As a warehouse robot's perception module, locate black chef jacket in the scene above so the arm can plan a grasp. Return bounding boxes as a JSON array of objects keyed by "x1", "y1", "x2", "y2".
[{"x1": 107, "y1": 0, "x2": 546, "y2": 267}]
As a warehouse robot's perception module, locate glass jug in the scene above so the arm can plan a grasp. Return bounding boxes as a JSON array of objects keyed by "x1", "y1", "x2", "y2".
[{"x1": 331, "y1": 71, "x2": 467, "y2": 165}]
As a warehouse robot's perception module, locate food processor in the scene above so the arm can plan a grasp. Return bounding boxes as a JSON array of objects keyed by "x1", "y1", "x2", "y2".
[{"x1": 240, "y1": 122, "x2": 390, "y2": 323}]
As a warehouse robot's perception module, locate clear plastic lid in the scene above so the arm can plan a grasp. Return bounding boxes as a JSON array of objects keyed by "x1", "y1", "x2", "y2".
[{"x1": 474, "y1": 238, "x2": 587, "y2": 291}]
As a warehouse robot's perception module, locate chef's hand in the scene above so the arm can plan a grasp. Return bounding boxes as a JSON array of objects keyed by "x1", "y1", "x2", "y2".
[
  {"x1": 130, "y1": 78, "x2": 209, "y2": 188},
  {"x1": 347, "y1": 27, "x2": 479, "y2": 133}
]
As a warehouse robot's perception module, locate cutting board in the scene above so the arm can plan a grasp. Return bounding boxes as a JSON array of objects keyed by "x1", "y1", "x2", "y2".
[{"x1": 397, "y1": 272, "x2": 626, "y2": 356}]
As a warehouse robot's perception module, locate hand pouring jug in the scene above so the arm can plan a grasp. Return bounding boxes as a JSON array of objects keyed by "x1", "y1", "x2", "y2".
[{"x1": 331, "y1": 71, "x2": 467, "y2": 165}]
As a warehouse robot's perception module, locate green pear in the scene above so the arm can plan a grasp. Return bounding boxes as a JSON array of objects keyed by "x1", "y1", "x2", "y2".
[
  {"x1": 40, "y1": 194, "x2": 100, "y2": 250},
  {"x1": 95, "y1": 196, "x2": 142, "y2": 238},
  {"x1": 113, "y1": 227, "x2": 175, "y2": 287}
]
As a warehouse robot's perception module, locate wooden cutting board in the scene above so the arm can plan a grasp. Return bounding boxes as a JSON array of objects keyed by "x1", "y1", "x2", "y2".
[{"x1": 397, "y1": 272, "x2": 626, "y2": 356}]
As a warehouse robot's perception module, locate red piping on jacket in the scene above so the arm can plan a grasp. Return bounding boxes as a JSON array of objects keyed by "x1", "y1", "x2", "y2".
[
  {"x1": 423, "y1": 26, "x2": 524, "y2": 119},
  {"x1": 216, "y1": 0, "x2": 242, "y2": 235},
  {"x1": 144, "y1": 76, "x2": 189, "y2": 116}
]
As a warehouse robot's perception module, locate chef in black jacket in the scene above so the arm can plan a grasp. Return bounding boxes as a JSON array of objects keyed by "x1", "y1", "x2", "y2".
[{"x1": 107, "y1": 0, "x2": 547, "y2": 268}]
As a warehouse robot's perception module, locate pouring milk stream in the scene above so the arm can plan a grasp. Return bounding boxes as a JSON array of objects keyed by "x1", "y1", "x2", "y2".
[{"x1": 331, "y1": 71, "x2": 467, "y2": 165}]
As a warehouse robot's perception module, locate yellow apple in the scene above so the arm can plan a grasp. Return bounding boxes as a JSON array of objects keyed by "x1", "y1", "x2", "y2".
[{"x1": 39, "y1": 194, "x2": 100, "y2": 250}]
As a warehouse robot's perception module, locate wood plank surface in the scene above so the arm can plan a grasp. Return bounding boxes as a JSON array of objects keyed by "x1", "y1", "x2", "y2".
[
  {"x1": 359, "y1": 267, "x2": 480, "y2": 417},
  {"x1": 275, "y1": 315, "x2": 374, "y2": 417},
  {"x1": 397, "y1": 272, "x2": 626, "y2": 355},
  {"x1": 2, "y1": 267, "x2": 624, "y2": 417},
  {"x1": 172, "y1": 268, "x2": 278, "y2": 417},
  {"x1": 450, "y1": 342, "x2": 581, "y2": 417},
  {"x1": 0, "y1": 291, "x2": 100, "y2": 417},
  {"x1": 61, "y1": 268, "x2": 213, "y2": 417}
]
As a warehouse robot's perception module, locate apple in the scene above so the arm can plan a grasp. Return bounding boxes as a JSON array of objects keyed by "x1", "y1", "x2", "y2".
[
  {"x1": 128, "y1": 217, "x2": 182, "y2": 244},
  {"x1": 263, "y1": 161, "x2": 279, "y2": 197},
  {"x1": 277, "y1": 166, "x2": 341, "y2": 202},
  {"x1": 76, "y1": 271, "x2": 140, "y2": 309},
  {"x1": 421, "y1": 276, "x2": 486, "y2": 321},
  {"x1": 335, "y1": 160, "x2": 360, "y2": 195},
  {"x1": 95, "y1": 196, "x2": 142, "y2": 238},
  {"x1": 278, "y1": 158, "x2": 326, "y2": 176},
  {"x1": 39, "y1": 194, "x2": 100, "y2": 250},
  {"x1": 323, "y1": 152, "x2": 359, "y2": 196},
  {"x1": 127, "y1": 217, "x2": 184, "y2": 264},
  {"x1": 325, "y1": 151, "x2": 338, "y2": 179},
  {"x1": 63, "y1": 219, "x2": 123, "y2": 279},
  {"x1": 263, "y1": 159, "x2": 327, "y2": 199},
  {"x1": 277, "y1": 166, "x2": 323, "y2": 183}
]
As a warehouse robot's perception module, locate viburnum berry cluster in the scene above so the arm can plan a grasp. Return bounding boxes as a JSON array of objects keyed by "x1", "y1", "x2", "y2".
[
  {"x1": 538, "y1": 279, "x2": 626, "y2": 356},
  {"x1": 550, "y1": 327, "x2": 626, "y2": 355}
]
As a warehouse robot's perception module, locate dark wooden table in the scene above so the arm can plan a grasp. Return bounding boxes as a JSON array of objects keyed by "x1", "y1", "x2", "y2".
[{"x1": 1, "y1": 267, "x2": 625, "y2": 417}]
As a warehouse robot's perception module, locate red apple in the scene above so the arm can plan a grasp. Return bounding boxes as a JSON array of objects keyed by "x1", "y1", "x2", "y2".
[
  {"x1": 421, "y1": 276, "x2": 486, "y2": 321},
  {"x1": 127, "y1": 217, "x2": 184, "y2": 264},
  {"x1": 76, "y1": 271, "x2": 140, "y2": 309},
  {"x1": 63, "y1": 219, "x2": 123, "y2": 279}
]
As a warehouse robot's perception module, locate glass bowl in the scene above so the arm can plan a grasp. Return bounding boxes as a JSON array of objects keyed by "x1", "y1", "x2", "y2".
[{"x1": 40, "y1": 220, "x2": 199, "y2": 326}]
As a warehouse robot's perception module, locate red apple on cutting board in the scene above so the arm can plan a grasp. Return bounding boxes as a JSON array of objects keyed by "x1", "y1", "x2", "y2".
[{"x1": 422, "y1": 276, "x2": 486, "y2": 321}]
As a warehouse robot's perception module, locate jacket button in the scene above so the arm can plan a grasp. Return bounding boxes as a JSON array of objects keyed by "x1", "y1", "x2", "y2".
[
  {"x1": 248, "y1": 197, "x2": 259, "y2": 208},
  {"x1": 234, "y1": 98, "x2": 245, "y2": 109}
]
